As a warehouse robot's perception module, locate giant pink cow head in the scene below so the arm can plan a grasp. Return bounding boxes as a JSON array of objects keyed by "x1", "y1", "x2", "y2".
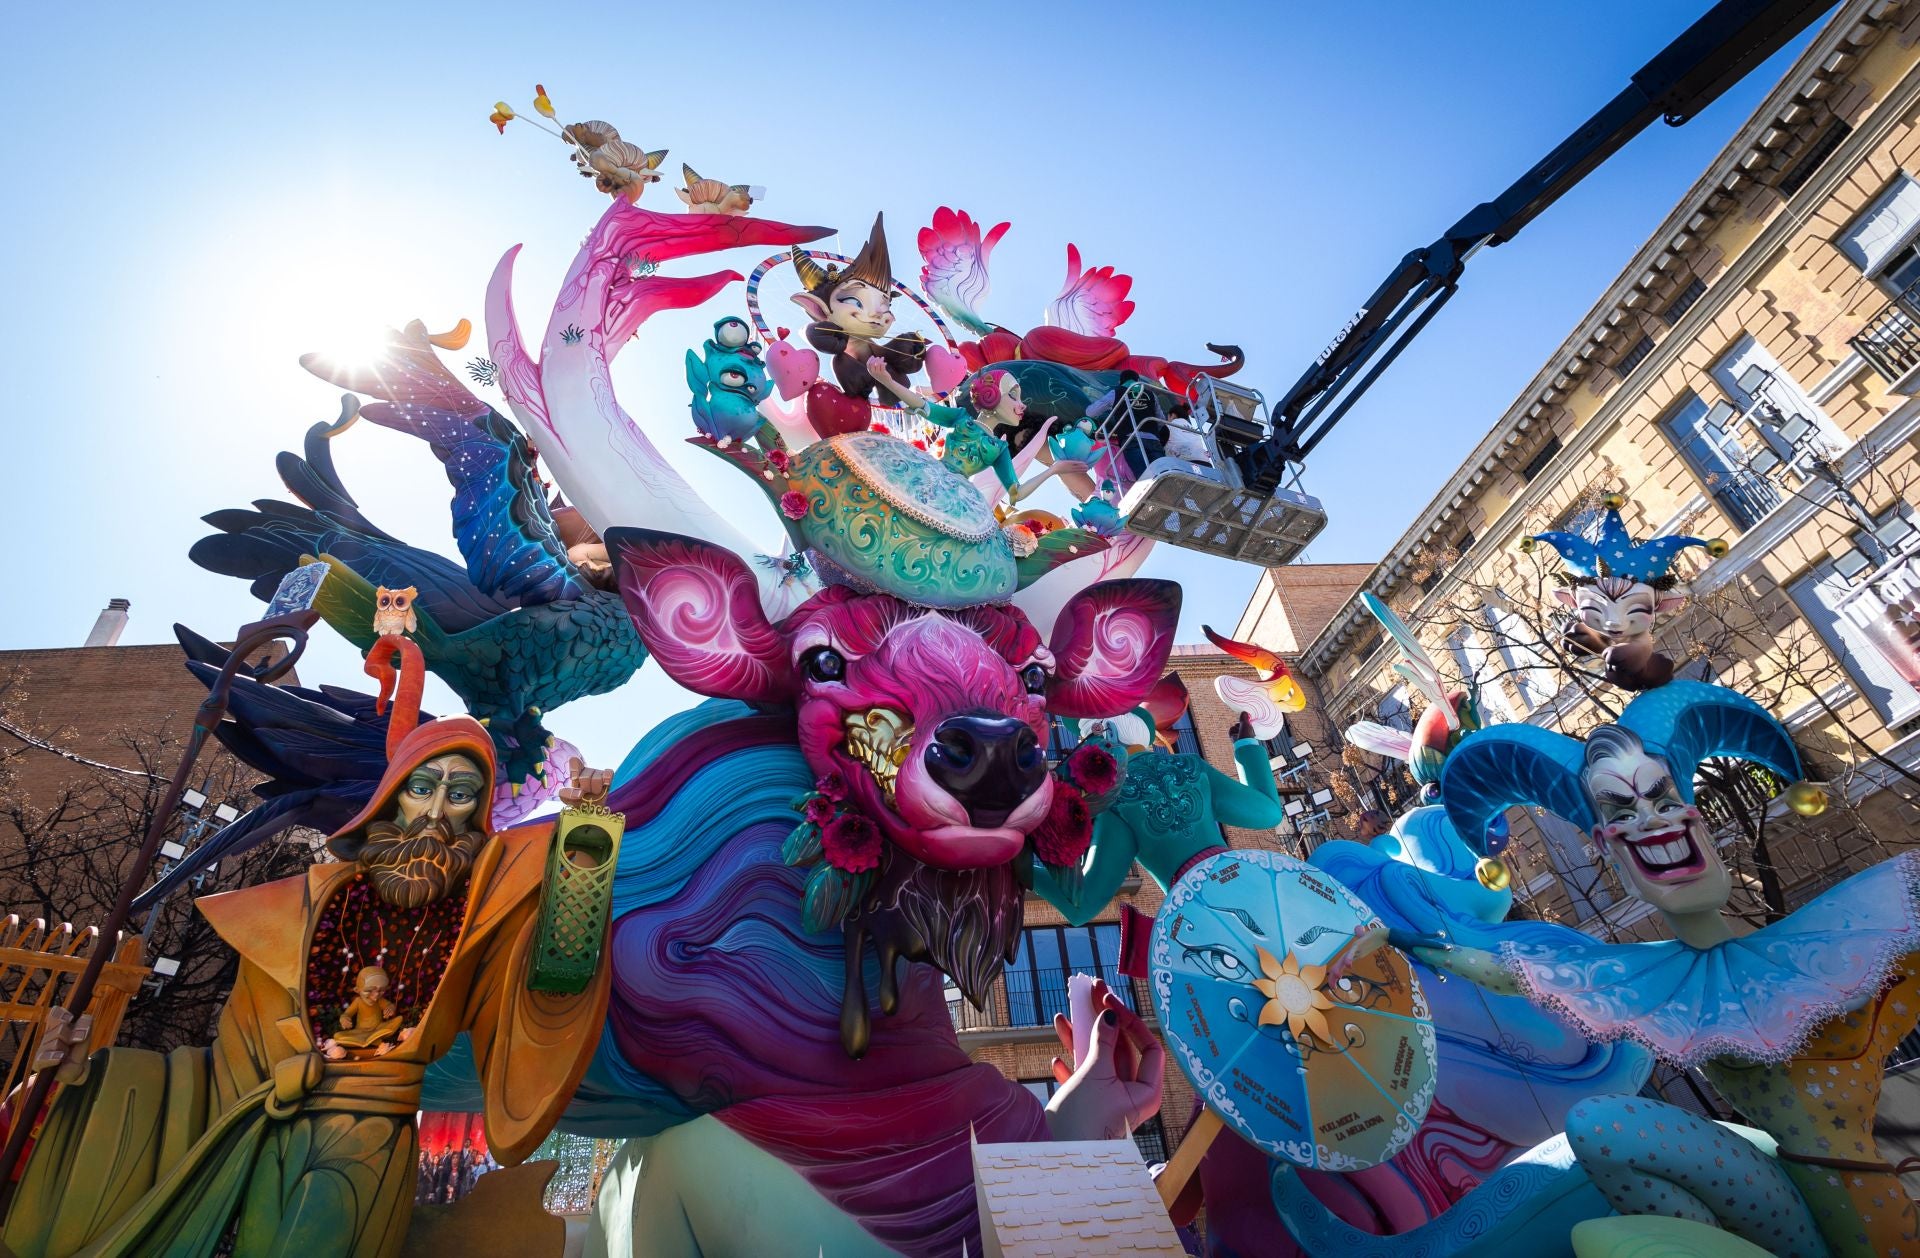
[
  {"x1": 608, "y1": 529, "x2": 1180, "y2": 868},
  {"x1": 608, "y1": 528, "x2": 1180, "y2": 1053}
]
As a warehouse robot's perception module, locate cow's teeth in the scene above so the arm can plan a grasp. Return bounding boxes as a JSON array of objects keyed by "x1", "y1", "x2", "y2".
[{"x1": 842, "y1": 707, "x2": 913, "y2": 808}]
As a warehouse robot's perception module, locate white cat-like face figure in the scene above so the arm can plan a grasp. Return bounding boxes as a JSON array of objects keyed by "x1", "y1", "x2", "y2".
[
  {"x1": 1554, "y1": 577, "x2": 1683, "y2": 650},
  {"x1": 1582, "y1": 725, "x2": 1731, "y2": 917}
]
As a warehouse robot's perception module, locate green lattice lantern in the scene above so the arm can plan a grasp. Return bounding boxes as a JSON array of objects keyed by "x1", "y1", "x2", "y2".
[{"x1": 528, "y1": 801, "x2": 623, "y2": 995}]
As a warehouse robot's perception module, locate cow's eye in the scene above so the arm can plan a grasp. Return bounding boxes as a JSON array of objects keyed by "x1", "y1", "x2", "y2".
[
  {"x1": 1021, "y1": 663, "x2": 1048, "y2": 695},
  {"x1": 802, "y1": 647, "x2": 846, "y2": 684}
]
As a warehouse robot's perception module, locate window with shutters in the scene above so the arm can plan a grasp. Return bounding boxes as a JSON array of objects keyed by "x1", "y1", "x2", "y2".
[
  {"x1": 1711, "y1": 335, "x2": 1847, "y2": 455},
  {"x1": 1377, "y1": 685, "x2": 1413, "y2": 732},
  {"x1": 1448, "y1": 630, "x2": 1511, "y2": 722},
  {"x1": 1553, "y1": 499, "x2": 1611, "y2": 542},
  {"x1": 1777, "y1": 120, "x2": 1851, "y2": 197},
  {"x1": 1660, "y1": 276, "x2": 1707, "y2": 326},
  {"x1": 1838, "y1": 173, "x2": 1920, "y2": 292},
  {"x1": 1521, "y1": 436, "x2": 1563, "y2": 483},
  {"x1": 1484, "y1": 604, "x2": 1558, "y2": 713},
  {"x1": 1617, "y1": 335, "x2": 1656, "y2": 375}
]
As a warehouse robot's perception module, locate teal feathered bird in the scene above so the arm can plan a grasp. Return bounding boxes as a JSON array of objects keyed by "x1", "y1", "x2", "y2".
[{"x1": 193, "y1": 323, "x2": 648, "y2": 787}]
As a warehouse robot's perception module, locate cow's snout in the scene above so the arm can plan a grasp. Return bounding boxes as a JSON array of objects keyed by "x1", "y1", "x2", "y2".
[{"x1": 923, "y1": 714, "x2": 1047, "y2": 828}]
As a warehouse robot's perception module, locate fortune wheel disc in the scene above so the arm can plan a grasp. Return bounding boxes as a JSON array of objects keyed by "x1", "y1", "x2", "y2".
[{"x1": 1150, "y1": 850, "x2": 1436, "y2": 1171}]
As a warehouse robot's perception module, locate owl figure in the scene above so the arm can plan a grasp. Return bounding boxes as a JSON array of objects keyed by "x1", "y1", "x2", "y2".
[{"x1": 373, "y1": 586, "x2": 418, "y2": 637}]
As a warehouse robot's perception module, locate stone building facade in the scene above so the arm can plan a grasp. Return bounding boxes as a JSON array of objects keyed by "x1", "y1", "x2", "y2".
[{"x1": 1281, "y1": 0, "x2": 1920, "y2": 942}]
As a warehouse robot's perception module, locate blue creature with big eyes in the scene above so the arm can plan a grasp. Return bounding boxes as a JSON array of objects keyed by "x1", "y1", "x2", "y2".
[{"x1": 686, "y1": 316, "x2": 770, "y2": 445}]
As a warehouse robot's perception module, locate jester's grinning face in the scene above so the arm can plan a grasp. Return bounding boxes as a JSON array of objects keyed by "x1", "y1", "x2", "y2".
[{"x1": 1582, "y1": 727, "x2": 1731, "y2": 916}]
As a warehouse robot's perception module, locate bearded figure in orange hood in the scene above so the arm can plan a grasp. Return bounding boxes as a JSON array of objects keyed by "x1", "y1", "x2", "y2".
[{"x1": 3, "y1": 639, "x2": 611, "y2": 1258}]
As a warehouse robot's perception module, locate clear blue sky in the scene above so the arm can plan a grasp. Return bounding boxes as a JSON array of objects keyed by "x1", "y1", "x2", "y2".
[{"x1": 0, "y1": 2, "x2": 1814, "y2": 768}]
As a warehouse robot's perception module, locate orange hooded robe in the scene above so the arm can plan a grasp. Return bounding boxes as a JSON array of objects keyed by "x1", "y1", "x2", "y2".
[{"x1": 3, "y1": 718, "x2": 610, "y2": 1258}]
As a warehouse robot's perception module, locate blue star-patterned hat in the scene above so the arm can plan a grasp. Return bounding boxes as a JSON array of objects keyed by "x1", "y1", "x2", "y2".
[{"x1": 1527, "y1": 503, "x2": 1722, "y2": 585}]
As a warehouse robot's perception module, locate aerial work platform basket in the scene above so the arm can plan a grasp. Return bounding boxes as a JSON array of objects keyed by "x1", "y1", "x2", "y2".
[{"x1": 1106, "y1": 376, "x2": 1328, "y2": 565}]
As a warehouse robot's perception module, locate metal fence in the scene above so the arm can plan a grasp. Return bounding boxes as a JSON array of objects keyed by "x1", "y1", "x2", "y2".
[
  {"x1": 0, "y1": 916, "x2": 147, "y2": 1103},
  {"x1": 1851, "y1": 277, "x2": 1920, "y2": 383}
]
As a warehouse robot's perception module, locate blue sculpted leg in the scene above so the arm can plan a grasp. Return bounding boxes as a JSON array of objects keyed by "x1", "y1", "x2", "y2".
[{"x1": 1563, "y1": 1095, "x2": 1828, "y2": 1258}]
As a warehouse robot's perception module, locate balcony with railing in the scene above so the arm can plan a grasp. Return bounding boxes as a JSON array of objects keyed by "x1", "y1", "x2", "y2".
[
  {"x1": 1004, "y1": 963, "x2": 1143, "y2": 1029},
  {"x1": 947, "y1": 963, "x2": 1150, "y2": 1035},
  {"x1": 1851, "y1": 277, "x2": 1920, "y2": 391}
]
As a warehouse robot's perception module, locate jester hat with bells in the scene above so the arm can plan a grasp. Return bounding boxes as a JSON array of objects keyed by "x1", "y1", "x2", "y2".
[
  {"x1": 1527, "y1": 503, "x2": 1721, "y2": 587},
  {"x1": 329, "y1": 635, "x2": 497, "y2": 860}
]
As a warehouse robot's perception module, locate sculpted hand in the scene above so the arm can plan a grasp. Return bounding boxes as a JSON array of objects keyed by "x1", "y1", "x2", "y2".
[
  {"x1": 1326, "y1": 923, "x2": 1390, "y2": 984},
  {"x1": 559, "y1": 758, "x2": 612, "y2": 807},
  {"x1": 30, "y1": 1008, "x2": 93, "y2": 1085},
  {"x1": 1043, "y1": 977, "x2": 1165, "y2": 1142}
]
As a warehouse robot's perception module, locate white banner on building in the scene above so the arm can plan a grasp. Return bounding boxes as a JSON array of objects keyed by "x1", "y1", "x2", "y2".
[{"x1": 1839, "y1": 553, "x2": 1920, "y2": 695}]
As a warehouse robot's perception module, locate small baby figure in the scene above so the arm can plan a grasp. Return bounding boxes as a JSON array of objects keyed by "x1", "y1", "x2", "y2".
[{"x1": 331, "y1": 965, "x2": 405, "y2": 1055}]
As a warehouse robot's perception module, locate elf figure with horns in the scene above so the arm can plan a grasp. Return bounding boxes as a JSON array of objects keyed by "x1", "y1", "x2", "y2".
[
  {"x1": 4, "y1": 635, "x2": 615, "y2": 1258},
  {"x1": 788, "y1": 213, "x2": 934, "y2": 440},
  {"x1": 1524, "y1": 495, "x2": 1727, "y2": 692},
  {"x1": 1372, "y1": 681, "x2": 1918, "y2": 1257}
]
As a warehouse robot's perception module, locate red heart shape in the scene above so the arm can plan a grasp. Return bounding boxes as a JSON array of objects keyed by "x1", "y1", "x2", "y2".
[
  {"x1": 777, "y1": 326, "x2": 791, "y2": 341},
  {"x1": 806, "y1": 382, "x2": 870, "y2": 438}
]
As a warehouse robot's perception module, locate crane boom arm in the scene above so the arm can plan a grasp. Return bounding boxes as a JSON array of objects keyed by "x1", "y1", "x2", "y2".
[{"x1": 1243, "y1": 0, "x2": 1833, "y2": 493}]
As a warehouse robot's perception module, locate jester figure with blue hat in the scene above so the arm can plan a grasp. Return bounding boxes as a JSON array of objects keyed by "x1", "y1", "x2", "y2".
[
  {"x1": 1524, "y1": 493, "x2": 1727, "y2": 691},
  {"x1": 1384, "y1": 681, "x2": 1916, "y2": 1257}
]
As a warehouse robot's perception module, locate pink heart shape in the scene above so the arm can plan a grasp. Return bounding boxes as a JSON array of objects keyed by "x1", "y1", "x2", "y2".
[
  {"x1": 767, "y1": 340, "x2": 821, "y2": 401},
  {"x1": 925, "y1": 345, "x2": 969, "y2": 396}
]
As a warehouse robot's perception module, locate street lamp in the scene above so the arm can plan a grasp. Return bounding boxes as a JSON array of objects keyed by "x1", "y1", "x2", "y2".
[{"x1": 1735, "y1": 364, "x2": 1888, "y2": 560}]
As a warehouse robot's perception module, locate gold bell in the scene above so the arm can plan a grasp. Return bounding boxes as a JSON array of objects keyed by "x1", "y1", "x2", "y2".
[
  {"x1": 1784, "y1": 780, "x2": 1829, "y2": 817},
  {"x1": 1517, "y1": 536, "x2": 1537, "y2": 553},
  {"x1": 1601, "y1": 492, "x2": 1627, "y2": 510},
  {"x1": 1475, "y1": 856, "x2": 1512, "y2": 892},
  {"x1": 1706, "y1": 537, "x2": 1730, "y2": 559}
]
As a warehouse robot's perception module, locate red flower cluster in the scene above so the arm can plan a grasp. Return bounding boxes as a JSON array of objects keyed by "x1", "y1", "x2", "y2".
[
  {"x1": 1031, "y1": 783, "x2": 1093, "y2": 867},
  {"x1": 822, "y1": 814, "x2": 882, "y2": 874},
  {"x1": 766, "y1": 448, "x2": 792, "y2": 474},
  {"x1": 1063, "y1": 745, "x2": 1119, "y2": 797},
  {"x1": 780, "y1": 491, "x2": 810, "y2": 520},
  {"x1": 803, "y1": 795, "x2": 836, "y2": 824}
]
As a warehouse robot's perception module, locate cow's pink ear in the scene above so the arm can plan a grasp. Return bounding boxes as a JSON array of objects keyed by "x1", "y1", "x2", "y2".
[
  {"x1": 1654, "y1": 589, "x2": 1689, "y2": 615},
  {"x1": 1551, "y1": 587, "x2": 1577, "y2": 610},
  {"x1": 607, "y1": 528, "x2": 792, "y2": 702},
  {"x1": 1047, "y1": 580, "x2": 1182, "y2": 718}
]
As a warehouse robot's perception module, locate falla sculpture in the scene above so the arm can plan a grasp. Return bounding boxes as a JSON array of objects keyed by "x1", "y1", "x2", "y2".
[
  {"x1": 6, "y1": 636, "x2": 616, "y2": 1257},
  {"x1": 17, "y1": 80, "x2": 1900, "y2": 1258},
  {"x1": 1523, "y1": 493, "x2": 1727, "y2": 691}
]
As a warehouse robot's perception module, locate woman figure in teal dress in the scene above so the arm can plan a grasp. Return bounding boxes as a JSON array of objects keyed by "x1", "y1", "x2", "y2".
[{"x1": 867, "y1": 363, "x2": 1028, "y2": 501}]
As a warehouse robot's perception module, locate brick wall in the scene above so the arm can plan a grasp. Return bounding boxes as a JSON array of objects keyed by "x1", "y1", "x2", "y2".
[{"x1": 3, "y1": 643, "x2": 293, "y2": 808}]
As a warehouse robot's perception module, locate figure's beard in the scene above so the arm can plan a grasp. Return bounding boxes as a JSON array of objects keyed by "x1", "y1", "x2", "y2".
[
  {"x1": 836, "y1": 847, "x2": 1023, "y2": 1057},
  {"x1": 358, "y1": 815, "x2": 485, "y2": 908}
]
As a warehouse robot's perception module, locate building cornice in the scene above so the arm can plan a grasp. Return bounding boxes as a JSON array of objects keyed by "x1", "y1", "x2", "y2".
[{"x1": 1302, "y1": 11, "x2": 1920, "y2": 681}]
